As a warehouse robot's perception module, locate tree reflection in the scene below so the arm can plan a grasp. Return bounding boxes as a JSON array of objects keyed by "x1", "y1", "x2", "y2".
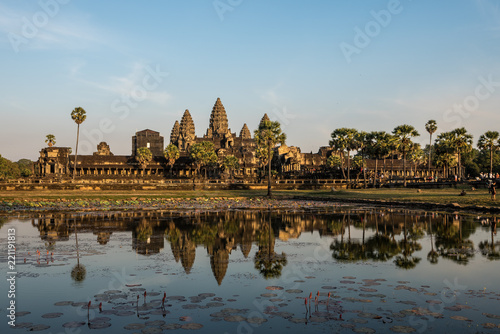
[
  {"x1": 394, "y1": 211, "x2": 422, "y2": 270},
  {"x1": 331, "y1": 212, "x2": 369, "y2": 262},
  {"x1": 254, "y1": 212, "x2": 287, "y2": 279},
  {"x1": 427, "y1": 216, "x2": 438, "y2": 264},
  {"x1": 434, "y1": 215, "x2": 475, "y2": 265},
  {"x1": 479, "y1": 219, "x2": 500, "y2": 260},
  {"x1": 71, "y1": 219, "x2": 86, "y2": 282}
]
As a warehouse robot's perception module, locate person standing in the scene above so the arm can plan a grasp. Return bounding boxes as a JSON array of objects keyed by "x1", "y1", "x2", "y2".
[{"x1": 492, "y1": 181, "x2": 497, "y2": 201}]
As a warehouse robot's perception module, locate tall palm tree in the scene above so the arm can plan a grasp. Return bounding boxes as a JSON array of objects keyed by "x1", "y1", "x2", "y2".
[
  {"x1": 45, "y1": 134, "x2": 56, "y2": 147},
  {"x1": 330, "y1": 128, "x2": 359, "y2": 185},
  {"x1": 451, "y1": 128, "x2": 473, "y2": 180},
  {"x1": 136, "y1": 147, "x2": 153, "y2": 175},
  {"x1": 392, "y1": 125, "x2": 420, "y2": 187},
  {"x1": 70, "y1": 107, "x2": 87, "y2": 180},
  {"x1": 477, "y1": 131, "x2": 500, "y2": 177},
  {"x1": 425, "y1": 120, "x2": 437, "y2": 174},
  {"x1": 366, "y1": 131, "x2": 391, "y2": 185},
  {"x1": 164, "y1": 144, "x2": 180, "y2": 177},
  {"x1": 254, "y1": 120, "x2": 286, "y2": 197}
]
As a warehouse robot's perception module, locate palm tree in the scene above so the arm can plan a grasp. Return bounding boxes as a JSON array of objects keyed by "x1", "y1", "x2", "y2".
[
  {"x1": 392, "y1": 125, "x2": 420, "y2": 187},
  {"x1": 366, "y1": 131, "x2": 391, "y2": 185},
  {"x1": 477, "y1": 131, "x2": 500, "y2": 177},
  {"x1": 70, "y1": 107, "x2": 87, "y2": 180},
  {"x1": 330, "y1": 128, "x2": 359, "y2": 185},
  {"x1": 135, "y1": 147, "x2": 152, "y2": 175},
  {"x1": 45, "y1": 134, "x2": 56, "y2": 147},
  {"x1": 189, "y1": 141, "x2": 217, "y2": 179},
  {"x1": 425, "y1": 120, "x2": 437, "y2": 174},
  {"x1": 254, "y1": 120, "x2": 286, "y2": 197},
  {"x1": 356, "y1": 131, "x2": 369, "y2": 188},
  {"x1": 222, "y1": 155, "x2": 239, "y2": 180},
  {"x1": 451, "y1": 128, "x2": 473, "y2": 180},
  {"x1": 164, "y1": 144, "x2": 180, "y2": 177}
]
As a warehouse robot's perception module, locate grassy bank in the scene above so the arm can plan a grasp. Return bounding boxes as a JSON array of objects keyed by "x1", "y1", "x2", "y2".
[{"x1": 0, "y1": 187, "x2": 498, "y2": 211}]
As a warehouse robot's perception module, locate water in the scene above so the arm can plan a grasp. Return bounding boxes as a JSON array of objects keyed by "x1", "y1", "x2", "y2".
[{"x1": 0, "y1": 206, "x2": 499, "y2": 333}]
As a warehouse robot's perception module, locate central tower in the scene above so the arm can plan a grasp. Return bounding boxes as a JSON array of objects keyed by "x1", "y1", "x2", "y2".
[{"x1": 206, "y1": 97, "x2": 229, "y2": 138}]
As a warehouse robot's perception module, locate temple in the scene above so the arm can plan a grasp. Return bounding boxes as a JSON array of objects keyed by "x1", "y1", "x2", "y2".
[{"x1": 35, "y1": 97, "x2": 438, "y2": 182}]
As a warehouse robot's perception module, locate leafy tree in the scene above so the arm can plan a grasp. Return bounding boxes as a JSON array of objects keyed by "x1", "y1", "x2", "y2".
[
  {"x1": 0, "y1": 155, "x2": 21, "y2": 179},
  {"x1": 222, "y1": 155, "x2": 239, "y2": 180},
  {"x1": 477, "y1": 131, "x2": 500, "y2": 177},
  {"x1": 366, "y1": 131, "x2": 392, "y2": 185},
  {"x1": 70, "y1": 107, "x2": 87, "y2": 179},
  {"x1": 356, "y1": 131, "x2": 369, "y2": 188},
  {"x1": 254, "y1": 120, "x2": 286, "y2": 197},
  {"x1": 16, "y1": 159, "x2": 32, "y2": 177},
  {"x1": 450, "y1": 128, "x2": 473, "y2": 180},
  {"x1": 136, "y1": 147, "x2": 152, "y2": 173},
  {"x1": 326, "y1": 155, "x2": 342, "y2": 169},
  {"x1": 329, "y1": 128, "x2": 359, "y2": 183},
  {"x1": 425, "y1": 120, "x2": 437, "y2": 173},
  {"x1": 164, "y1": 144, "x2": 180, "y2": 176},
  {"x1": 392, "y1": 125, "x2": 420, "y2": 186},
  {"x1": 45, "y1": 134, "x2": 56, "y2": 147},
  {"x1": 189, "y1": 141, "x2": 217, "y2": 179}
]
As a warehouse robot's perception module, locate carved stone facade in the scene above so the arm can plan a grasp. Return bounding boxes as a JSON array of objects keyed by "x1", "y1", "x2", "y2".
[
  {"x1": 35, "y1": 97, "x2": 338, "y2": 179},
  {"x1": 132, "y1": 129, "x2": 164, "y2": 157}
]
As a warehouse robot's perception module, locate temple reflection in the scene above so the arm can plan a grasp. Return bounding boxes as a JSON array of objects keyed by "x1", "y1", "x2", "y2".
[{"x1": 27, "y1": 208, "x2": 490, "y2": 285}]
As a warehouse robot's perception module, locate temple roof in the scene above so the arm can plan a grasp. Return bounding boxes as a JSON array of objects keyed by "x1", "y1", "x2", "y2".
[
  {"x1": 170, "y1": 120, "x2": 180, "y2": 144},
  {"x1": 207, "y1": 98, "x2": 229, "y2": 138},
  {"x1": 259, "y1": 114, "x2": 270, "y2": 127},
  {"x1": 180, "y1": 110, "x2": 195, "y2": 140},
  {"x1": 239, "y1": 123, "x2": 251, "y2": 139}
]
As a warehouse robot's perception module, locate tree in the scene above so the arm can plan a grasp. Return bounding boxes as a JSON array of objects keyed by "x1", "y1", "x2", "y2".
[
  {"x1": 254, "y1": 120, "x2": 286, "y2": 197},
  {"x1": 326, "y1": 155, "x2": 342, "y2": 169},
  {"x1": 477, "y1": 131, "x2": 500, "y2": 177},
  {"x1": 135, "y1": 147, "x2": 152, "y2": 174},
  {"x1": 392, "y1": 125, "x2": 420, "y2": 186},
  {"x1": 164, "y1": 144, "x2": 180, "y2": 177},
  {"x1": 425, "y1": 120, "x2": 437, "y2": 174},
  {"x1": 45, "y1": 134, "x2": 56, "y2": 147},
  {"x1": 329, "y1": 128, "x2": 359, "y2": 184},
  {"x1": 356, "y1": 131, "x2": 369, "y2": 188},
  {"x1": 366, "y1": 131, "x2": 391, "y2": 185},
  {"x1": 451, "y1": 128, "x2": 473, "y2": 180},
  {"x1": 222, "y1": 155, "x2": 239, "y2": 180},
  {"x1": 189, "y1": 141, "x2": 217, "y2": 179},
  {"x1": 70, "y1": 107, "x2": 87, "y2": 180},
  {"x1": 0, "y1": 155, "x2": 21, "y2": 179}
]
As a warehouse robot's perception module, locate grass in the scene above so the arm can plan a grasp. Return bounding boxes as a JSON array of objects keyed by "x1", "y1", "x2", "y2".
[{"x1": 0, "y1": 188, "x2": 498, "y2": 208}]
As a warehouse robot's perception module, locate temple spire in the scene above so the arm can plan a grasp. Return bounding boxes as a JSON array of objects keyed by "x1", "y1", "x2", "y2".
[
  {"x1": 207, "y1": 97, "x2": 229, "y2": 138},
  {"x1": 239, "y1": 123, "x2": 251, "y2": 139}
]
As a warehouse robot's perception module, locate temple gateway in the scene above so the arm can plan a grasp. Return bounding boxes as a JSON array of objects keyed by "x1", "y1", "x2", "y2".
[{"x1": 35, "y1": 98, "x2": 437, "y2": 181}]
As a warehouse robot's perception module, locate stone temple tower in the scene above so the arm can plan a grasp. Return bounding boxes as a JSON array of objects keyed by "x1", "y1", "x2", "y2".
[
  {"x1": 176, "y1": 110, "x2": 196, "y2": 151},
  {"x1": 206, "y1": 97, "x2": 230, "y2": 139}
]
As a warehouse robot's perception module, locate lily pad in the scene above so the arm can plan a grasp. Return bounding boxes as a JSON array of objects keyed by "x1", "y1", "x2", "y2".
[
  {"x1": 181, "y1": 323, "x2": 203, "y2": 330},
  {"x1": 353, "y1": 327, "x2": 376, "y2": 333},
  {"x1": 41, "y1": 313, "x2": 63, "y2": 318},
  {"x1": 390, "y1": 325, "x2": 416, "y2": 333},
  {"x1": 224, "y1": 315, "x2": 247, "y2": 322},
  {"x1": 265, "y1": 286, "x2": 283, "y2": 290},
  {"x1": 62, "y1": 321, "x2": 86, "y2": 328},
  {"x1": 124, "y1": 323, "x2": 146, "y2": 330},
  {"x1": 28, "y1": 324, "x2": 50, "y2": 331},
  {"x1": 161, "y1": 323, "x2": 182, "y2": 330},
  {"x1": 141, "y1": 327, "x2": 162, "y2": 334},
  {"x1": 89, "y1": 322, "x2": 111, "y2": 329},
  {"x1": 247, "y1": 317, "x2": 268, "y2": 325}
]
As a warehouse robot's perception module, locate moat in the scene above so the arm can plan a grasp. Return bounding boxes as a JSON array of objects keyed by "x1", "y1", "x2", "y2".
[{"x1": 1, "y1": 206, "x2": 499, "y2": 333}]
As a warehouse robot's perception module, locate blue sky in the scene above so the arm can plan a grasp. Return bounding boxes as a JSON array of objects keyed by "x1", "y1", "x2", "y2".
[{"x1": 1, "y1": 0, "x2": 500, "y2": 161}]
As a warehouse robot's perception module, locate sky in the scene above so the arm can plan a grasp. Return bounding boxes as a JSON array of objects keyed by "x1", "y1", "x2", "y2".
[{"x1": 1, "y1": 0, "x2": 500, "y2": 161}]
